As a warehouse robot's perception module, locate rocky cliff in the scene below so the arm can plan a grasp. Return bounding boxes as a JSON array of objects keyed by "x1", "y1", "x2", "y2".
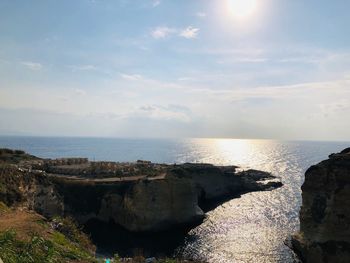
[
  {"x1": 0, "y1": 149, "x2": 282, "y2": 233},
  {"x1": 292, "y1": 148, "x2": 350, "y2": 263},
  {"x1": 52, "y1": 164, "x2": 281, "y2": 232}
]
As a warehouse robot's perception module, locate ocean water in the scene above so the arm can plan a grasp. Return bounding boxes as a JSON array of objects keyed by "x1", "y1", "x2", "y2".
[{"x1": 0, "y1": 136, "x2": 349, "y2": 263}]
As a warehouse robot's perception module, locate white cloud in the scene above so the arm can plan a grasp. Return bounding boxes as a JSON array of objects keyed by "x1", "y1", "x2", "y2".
[
  {"x1": 151, "y1": 26, "x2": 175, "y2": 39},
  {"x1": 120, "y1": 73, "x2": 143, "y2": 81},
  {"x1": 178, "y1": 77, "x2": 195, "y2": 82},
  {"x1": 151, "y1": 26, "x2": 200, "y2": 40},
  {"x1": 137, "y1": 104, "x2": 192, "y2": 122},
  {"x1": 174, "y1": 47, "x2": 264, "y2": 56},
  {"x1": 69, "y1": 65, "x2": 97, "y2": 72},
  {"x1": 196, "y1": 12, "x2": 207, "y2": 18},
  {"x1": 1, "y1": 75, "x2": 350, "y2": 140},
  {"x1": 216, "y1": 57, "x2": 268, "y2": 64},
  {"x1": 21, "y1": 61, "x2": 42, "y2": 71},
  {"x1": 152, "y1": 0, "x2": 161, "y2": 7},
  {"x1": 179, "y1": 26, "x2": 200, "y2": 39}
]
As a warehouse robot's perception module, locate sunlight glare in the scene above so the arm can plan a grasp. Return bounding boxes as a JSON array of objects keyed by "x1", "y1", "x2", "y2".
[{"x1": 227, "y1": 0, "x2": 258, "y2": 19}]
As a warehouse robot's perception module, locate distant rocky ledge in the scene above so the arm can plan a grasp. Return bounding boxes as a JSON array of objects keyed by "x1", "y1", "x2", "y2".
[
  {"x1": 291, "y1": 148, "x2": 350, "y2": 263},
  {"x1": 0, "y1": 148, "x2": 282, "y2": 232}
]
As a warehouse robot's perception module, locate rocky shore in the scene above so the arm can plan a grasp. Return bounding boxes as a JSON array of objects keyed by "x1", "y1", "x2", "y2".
[{"x1": 291, "y1": 148, "x2": 350, "y2": 263}]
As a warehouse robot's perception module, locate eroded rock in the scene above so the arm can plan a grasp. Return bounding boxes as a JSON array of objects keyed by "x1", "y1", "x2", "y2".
[{"x1": 291, "y1": 148, "x2": 350, "y2": 263}]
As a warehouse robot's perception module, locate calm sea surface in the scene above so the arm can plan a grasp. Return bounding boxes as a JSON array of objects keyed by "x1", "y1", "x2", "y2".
[{"x1": 0, "y1": 136, "x2": 349, "y2": 263}]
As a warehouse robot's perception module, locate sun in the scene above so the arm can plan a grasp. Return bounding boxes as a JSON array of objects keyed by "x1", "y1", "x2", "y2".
[{"x1": 227, "y1": 0, "x2": 258, "y2": 19}]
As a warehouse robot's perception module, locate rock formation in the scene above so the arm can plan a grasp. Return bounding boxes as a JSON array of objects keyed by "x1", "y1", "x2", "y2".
[
  {"x1": 51, "y1": 163, "x2": 281, "y2": 232},
  {"x1": 292, "y1": 148, "x2": 350, "y2": 263},
  {"x1": 0, "y1": 149, "x2": 282, "y2": 233},
  {"x1": 98, "y1": 175, "x2": 204, "y2": 232}
]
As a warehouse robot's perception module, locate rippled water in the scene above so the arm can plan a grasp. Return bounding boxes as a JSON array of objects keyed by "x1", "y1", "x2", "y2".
[{"x1": 0, "y1": 136, "x2": 349, "y2": 262}]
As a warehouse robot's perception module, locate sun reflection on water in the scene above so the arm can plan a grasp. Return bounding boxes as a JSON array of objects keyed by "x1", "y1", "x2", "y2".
[{"x1": 178, "y1": 139, "x2": 308, "y2": 263}]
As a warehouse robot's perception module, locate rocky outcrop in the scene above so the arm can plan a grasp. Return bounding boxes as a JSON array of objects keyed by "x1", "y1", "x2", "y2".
[
  {"x1": 291, "y1": 148, "x2": 350, "y2": 263},
  {"x1": 0, "y1": 165, "x2": 63, "y2": 218},
  {"x1": 51, "y1": 163, "x2": 281, "y2": 232},
  {"x1": 0, "y1": 149, "x2": 282, "y2": 233}
]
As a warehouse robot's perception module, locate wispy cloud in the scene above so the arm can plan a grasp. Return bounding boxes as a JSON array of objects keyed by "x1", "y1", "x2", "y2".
[
  {"x1": 151, "y1": 26, "x2": 200, "y2": 39},
  {"x1": 217, "y1": 57, "x2": 268, "y2": 64},
  {"x1": 120, "y1": 73, "x2": 143, "y2": 81},
  {"x1": 20, "y1": 61, "x2": 42, "y2": 71},
  {"x1": 68, "y1": 65, "x2": 97, "y2": 72},
  {"x1": 137, "y1": 104, "x2": 192, "y2": 122},
  {"x1": 178, "y1": 77, "x2": 195, "y2": 82},
  {"x1": 196, "y1": 12, "x2": 207, "y2": 18},
  {"x1": 152, "y1": 0, "x2": 161, "y2": 7},
  {"x1": 179, "y1": 26, "x2": 200, "y2": 39},
  {"x1": 174, "y1": 47, "x2": 264, "y2": 56},
  {"x1": 151, "y1": 26, "x2": 175, "y2": 39},
  {"x1": 74, "y1": 89, "x2": 87, "y2": 96}
]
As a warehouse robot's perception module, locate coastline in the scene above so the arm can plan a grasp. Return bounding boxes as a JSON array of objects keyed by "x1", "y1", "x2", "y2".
[{"x1": 0, "y1": 148, "x2": 283, "y2": 261}]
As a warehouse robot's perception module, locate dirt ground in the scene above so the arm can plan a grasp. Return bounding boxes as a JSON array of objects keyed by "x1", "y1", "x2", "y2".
[{"x1": 0, "y1": 208, "x2": 53, "y2": 241}]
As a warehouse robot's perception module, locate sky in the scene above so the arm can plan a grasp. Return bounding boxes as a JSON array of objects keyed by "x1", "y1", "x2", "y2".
[{"x1": 0, "y1": 0, "x2": 350, "y2": 140}]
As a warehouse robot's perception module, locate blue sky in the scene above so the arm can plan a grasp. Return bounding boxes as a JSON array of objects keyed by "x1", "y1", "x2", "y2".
[{"x1": 0, "y1": 0, "x2": 350, "y2": 140}]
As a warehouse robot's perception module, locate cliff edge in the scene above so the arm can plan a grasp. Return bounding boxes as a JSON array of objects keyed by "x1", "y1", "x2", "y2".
[{"x1": 291, "y1": 148, "x2": 350, "y2": 263}]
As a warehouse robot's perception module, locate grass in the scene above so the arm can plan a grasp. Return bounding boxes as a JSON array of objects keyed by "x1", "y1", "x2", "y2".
[
  {"x1": 51, "y1": 216, "x2": 93, "y2": 251},
  {"x1": 0, "y1": 201, "x2": 9, "y2": 213},
  {"x1": 0, "y1": 228, "x2": 97, "y2": 263},
  {"x1": 0, "y1": 229, "x2": 59, "y2": 263},
  {"x1": 0, "y1": 209, "x2": 97, "y2": 263}
]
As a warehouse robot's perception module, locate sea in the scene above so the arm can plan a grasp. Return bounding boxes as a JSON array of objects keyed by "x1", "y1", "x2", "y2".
[{"x1": 0, "y1": 136, "x2": 349, "y2": 263}]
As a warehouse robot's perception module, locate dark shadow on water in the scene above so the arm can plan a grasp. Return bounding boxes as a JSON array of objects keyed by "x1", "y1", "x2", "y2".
[
  {"x1": 83, "y1": 195, "x2": 243, "y2": 258},
  {"x1": 199, "y1": 193, "x2": 242, "y2": 213},
  {"x1": 83, "y1": 219, "x2": 201, "y2": 258}
]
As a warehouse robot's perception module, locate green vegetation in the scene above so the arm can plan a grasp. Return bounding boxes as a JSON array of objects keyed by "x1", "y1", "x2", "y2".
[
  {"x1": 0, "y1": 201, "x2": 9, "y2": 213},
  {"x1": 0, "y1": 148, "x2": 37, "y2": 164},
  {"x1": 0, "y1": 163, "x2": 24, "y2": 206},
  {"x1": 51, "y1": 216, "x2": 94, "y2": 252},
  {"x1": 0, "y1": 229, "x2": 96, "y2": 263},
  {"x1": 0, "y1": 229, "x2": 56, "y2": 263},
  {"x1": 51, "y1": 231, "x2": 95, "y2": 261},
  {"x1": 0, "y1": 226, "x2": 98, "y2": 263}
]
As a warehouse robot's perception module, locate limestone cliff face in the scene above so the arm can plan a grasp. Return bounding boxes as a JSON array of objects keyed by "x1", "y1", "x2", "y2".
[
  {"x1": 1, "y1": 155, "x2": 282, "y2": 233},
  {"x1": 98, "y1": 176, "x2": 203, "y2": 232},
  {"x1": 54, "y1": 164, "x2": 281, "y2": 232},
  {"x1": 48, "y1": 176, "x2": 203, "y2": 232},
  {"x1": 292, "y1": 148, "x2": 350, "y2": 263}
]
